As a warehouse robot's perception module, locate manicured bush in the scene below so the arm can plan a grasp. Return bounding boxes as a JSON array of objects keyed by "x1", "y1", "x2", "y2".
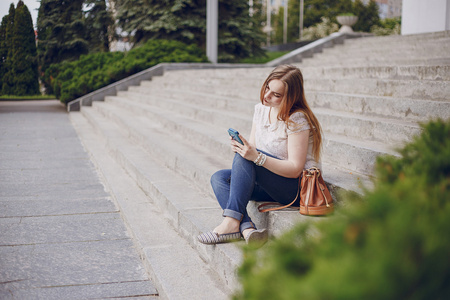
[
  {"x1": 236, "y1": 119, "x2": 450, "y2": 300},
  {"x1": 371, "y1": 17, "x2": 401, "y2": 36},
  {"x1": 45, "y1": 39, "x2": 207, "y2": 104}
]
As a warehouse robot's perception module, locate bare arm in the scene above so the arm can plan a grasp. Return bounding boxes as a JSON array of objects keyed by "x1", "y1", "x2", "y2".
[{"x1": 231, "y1": 126, "x2": 309, "y2": 178}]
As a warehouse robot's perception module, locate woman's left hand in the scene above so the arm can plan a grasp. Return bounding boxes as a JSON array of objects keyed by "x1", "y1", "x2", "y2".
[{"x1": 231, "y1": 134, "x2": 259, "y2": 162}]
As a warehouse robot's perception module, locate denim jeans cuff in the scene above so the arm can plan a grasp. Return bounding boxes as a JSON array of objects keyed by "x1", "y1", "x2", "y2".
[
  {"x1": 240, "y1": 221, "x2": 255, "y2": 232},
  {"x1": 223, "y1": 209, "x2": 243, "y2": 222}
]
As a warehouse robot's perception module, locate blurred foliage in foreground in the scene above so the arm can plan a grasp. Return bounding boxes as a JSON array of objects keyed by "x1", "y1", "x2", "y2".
[
  {"x1": 44, "y1": 39, "x2": 207, "y2": 104},
  {"x1": 236, "y1": 119, "x2": 450, "y2": 300}
]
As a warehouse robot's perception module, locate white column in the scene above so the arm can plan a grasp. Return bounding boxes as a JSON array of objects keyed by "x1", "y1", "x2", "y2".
[
  {"x1": 207, "y1": 0, "x2": 218, "y2": 64},
  {"x1": 283, "y1": 0, "x2": 288, "y2": 44},
  {"x1": 401, "y1": 0, "x2": 450, "y2": 35},
  {"x1": 299, "y1": 0, "x2": 304, "y2": 40},
  {"x1": 266, "y1": 0, "x2": 272, "y2": 46}
]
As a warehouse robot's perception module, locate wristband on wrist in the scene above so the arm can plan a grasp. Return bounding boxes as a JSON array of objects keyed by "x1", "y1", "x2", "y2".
[
  {"x1": 254, "y1": 152, "x2": 266, "y2": 166},
  {"x1": 257, "y1": 153, "x2": 267, "y2": 166},
  {"x1": 254, "y1": 152, "x2": 262, "y2": 164}
]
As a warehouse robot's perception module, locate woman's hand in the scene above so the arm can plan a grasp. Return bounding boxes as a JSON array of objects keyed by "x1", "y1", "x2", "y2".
[{"x1": 230, "y1": 134, "x2": 259, "y2": 162}]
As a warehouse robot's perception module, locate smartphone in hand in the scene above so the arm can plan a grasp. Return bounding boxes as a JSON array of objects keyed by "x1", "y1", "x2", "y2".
[{"x1": 228, "y1": 128, "x2": 244, "y2": 145}]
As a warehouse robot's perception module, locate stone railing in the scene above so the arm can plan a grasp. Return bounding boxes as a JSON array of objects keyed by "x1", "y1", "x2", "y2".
[{"x1": 266, "y1": 32, "x2": 370, "y2": 67}]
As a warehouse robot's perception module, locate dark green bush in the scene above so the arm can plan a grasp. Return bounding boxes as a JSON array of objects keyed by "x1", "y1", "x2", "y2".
[
  {"x1": 236, "y1": 119, "x2": 450, "y2": 300},
  {"x1": 45, "y1": 39, "x2": 207, "y2": 104}
]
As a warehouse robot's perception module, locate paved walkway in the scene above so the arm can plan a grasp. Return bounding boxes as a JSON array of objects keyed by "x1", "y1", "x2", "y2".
[{"x1": 0, "y1": 100, "x2": 157, "y2": 299}]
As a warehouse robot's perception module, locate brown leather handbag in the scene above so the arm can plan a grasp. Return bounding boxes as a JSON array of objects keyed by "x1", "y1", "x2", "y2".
[
  {"x1": 299, "y1": 167, "x2": 334, "y2": 215},
  {"x1": 258, "y1": 167, "x2": 334, "y2": 216}
]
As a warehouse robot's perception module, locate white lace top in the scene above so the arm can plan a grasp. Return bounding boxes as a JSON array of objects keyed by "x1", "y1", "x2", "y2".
[{"x1": 253, "y1": 103, "x2": 321, "y2": 170}]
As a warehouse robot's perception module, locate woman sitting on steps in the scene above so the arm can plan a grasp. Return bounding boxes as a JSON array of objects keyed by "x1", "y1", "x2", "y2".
[{"x1": 197, "y1": 65, "x2": 323, "y2": 247}]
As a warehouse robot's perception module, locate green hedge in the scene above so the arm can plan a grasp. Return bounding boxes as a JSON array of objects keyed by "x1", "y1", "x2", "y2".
[
  {"x1": 236, "y1": 119, "x2": 450, "y2": 300},
  {"x1": 44, "y1": 39, "x2": 207, "y2": 104}
]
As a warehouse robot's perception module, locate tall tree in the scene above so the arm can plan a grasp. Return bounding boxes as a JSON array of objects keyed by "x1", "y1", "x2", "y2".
[
  {"x1": 1, "y1": 3, "x2": 15, "y2": 95},
  {"x1": 84, "y1": 0, "x2": 114, "y2": 52},
  {"x1": 115, "y1": 0, "x2": 265, "y2": 62},
  {"x1": 353, "y1": 0, "x2": 381, "y2": 32},
  {"x1": 37, "y1": 0, "x2": 88, "y2": 89},
  {"x1": 115, "y1": 0, "x2": 206, "y2": 46},
  {"x1": 10, "y1": 1, "x2": 40, "y2": 95},
  {"x1": 218, "y1": 0, "x2": 265, "y2": 62},
  {"x1": 0, "y1": 15, "x2": 8, "y2": 94}
]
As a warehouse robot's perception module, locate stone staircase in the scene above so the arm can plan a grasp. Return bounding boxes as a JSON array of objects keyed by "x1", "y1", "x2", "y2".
[{"x1": 69, "y1": 31, "x2": 450, "y2": 298}]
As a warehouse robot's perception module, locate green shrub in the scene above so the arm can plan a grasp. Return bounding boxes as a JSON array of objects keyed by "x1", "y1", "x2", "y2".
[
  {"x1": 45, "y1": 39, "x2": 207, "y2": 104},
  {"x1": 236, "y1": 119, "x2": 450, "y2": 300},
  {"x1": 371, "y1": 17, "x2": 401, "y2": 36}
]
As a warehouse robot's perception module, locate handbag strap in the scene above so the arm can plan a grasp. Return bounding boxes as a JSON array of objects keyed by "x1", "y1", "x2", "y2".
[{"x1": 258, "y1": 175, "x2": 302, "y2": 213}]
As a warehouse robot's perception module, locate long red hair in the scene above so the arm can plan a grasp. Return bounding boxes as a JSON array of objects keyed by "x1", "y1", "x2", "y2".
[{"x1": 260, "y1": 65, "x2": 323, "y2": 161}]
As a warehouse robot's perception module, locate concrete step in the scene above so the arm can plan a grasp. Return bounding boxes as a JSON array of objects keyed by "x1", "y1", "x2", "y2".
[
  {"x1": 76, "y1": 103, "x2": 337, "y2": 293},
  {"x1": 321, "y1": 47, "x2": 450, "y2": 59},
  {"x1": 135, "y1": 81, "x2": 260, "y2": 108},
  {"x1": 150, "y1": 67, "x2": 270, "y2": 81},
  {"x1": 316, "y1": 51, "x2": 450, "y2": 62},
  {"x1": 321, "y1": 38, "x2": 450, "y2": 53},
  {"x1": 125, "y1": 83, "x2": 450, "y2": 123},
  {"x1": 299, "y1": 34, "x2": 450, "y2": 66},
  {"x1": 89, "y1": 95, "x2": 369, "y2": 209},
  {"x1": 91, "y1": 101, "x2": 228, "y2": 192},
  {"x1": 142, "y1": 72, "x2": 449, "y2": 102},
  {"x1": 331, "y1": 36, "x2": 450, "y2": 47},
  {"x1": 343, "y1": 32, "x2": 450, "y2": 45},
  {"x1": 140, "y1": 76, "x2": 258, "y2": 92},
  {"x1": 323, "y1": 131, "x2": 397, "y2": 175},
  {"x1": 110, "y1": 91, "x2": 420, "y2": 146},
  {"x1": 78, "y1": 105, "x2": 244, "y2": 292},
  {"x1": 301, "y1": 65, "x2": 450, "y2": 81},
  {"x1": 299, "y1": 56, "x2": 450, "y2": 67},
  {"x1": 342, "y1": 31, "x2": 450, "y2": 45},
  {"x1": 69, "y1": 111, "x2": 231, "y2": 299},
  {"x1": 307, "y1": 91, "x2": 450, "y2": 123},
  {"x1": 314, "y1": 107, "x2": 421, "y2": 144},
  {"x1": 104, "y1": 95, "x2": 241, "y2": 161},
  {"x1": 103, "y1": 98, "x2": 374, "y2": 186},
  {"x1": 115, "y1": 91, "x2": 253, "y2": 130},
  {"x1": 100, "y1": 96, "x2": 374, "y2": 189},
  {"x1": 305, "y1": 78, "x2": 449, "y2": 101},
  {"x1": 124, "y1": 87, "x2": 256, "y2": 116},
  {"x1": 149, "y1": 64, "x2": 450, "y2": 81},
  {"x1": 143, "y1": 78, "x2": 448, "y2": 107},
  {"x1": 101, "y1": 94, "x2": 389, "y2": 178}
]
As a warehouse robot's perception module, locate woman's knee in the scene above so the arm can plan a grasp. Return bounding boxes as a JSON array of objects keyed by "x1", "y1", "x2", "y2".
[
  {"x1": 232, "y1": 153, "x2": 254, "y2": 169},
  {"x1": 232, "y1": 153, "x2": 255, "y2": 180},
  {"x1": 211, "y1": 169, "x2": 230, "y2": 190}
]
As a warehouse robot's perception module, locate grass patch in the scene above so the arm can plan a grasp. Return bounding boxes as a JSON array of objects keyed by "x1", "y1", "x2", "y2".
[
  {"x1": 238, "y1": 51, "x2": 289, "y2": 64},
  {"x1": 0, "y1": 95, "x2": 56, "y2": 100}
]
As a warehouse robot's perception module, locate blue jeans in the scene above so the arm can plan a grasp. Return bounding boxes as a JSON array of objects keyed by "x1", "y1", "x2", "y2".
[{"x1": 210, "y1": 152, "x2": 301, "y2": 233}]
